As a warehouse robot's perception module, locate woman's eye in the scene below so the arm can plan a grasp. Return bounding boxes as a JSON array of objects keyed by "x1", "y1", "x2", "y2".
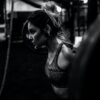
[{"x1": 29, "y1": 29, "x2": 36, "y2": 33}]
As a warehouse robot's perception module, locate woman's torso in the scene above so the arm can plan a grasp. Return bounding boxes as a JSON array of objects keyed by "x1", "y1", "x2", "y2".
[{"x1": 45, "y1": 41, "x2": 73, "y2": 87}]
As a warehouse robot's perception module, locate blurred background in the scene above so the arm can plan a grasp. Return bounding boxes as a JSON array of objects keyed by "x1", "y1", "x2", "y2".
[
  {"x1": 1, "y1": 0, "x2": 99, "y2": 41},
  {"x1": 0, "y1": 0, "x2": 100, "y2": 100}
]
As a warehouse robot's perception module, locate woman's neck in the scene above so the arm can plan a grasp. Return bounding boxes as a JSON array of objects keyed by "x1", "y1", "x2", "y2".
[
  {"x1": 47, "y1": 37, "x2": 62, "y2": 53},
  {"x1": 46, "y1": 36, "x2": 62, "y2": 65}
]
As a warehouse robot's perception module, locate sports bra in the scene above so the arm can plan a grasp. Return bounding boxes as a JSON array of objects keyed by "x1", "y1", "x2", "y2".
[{"x1": 45, "y1": 42, "x2": 73, "y2": 87}]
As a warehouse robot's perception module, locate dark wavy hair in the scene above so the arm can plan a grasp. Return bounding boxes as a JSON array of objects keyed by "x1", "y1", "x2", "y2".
[
  {"x1": 22, "y1": 9, "x2": 71, "y2": 44},
  {"x1": 27, "y1": 10, "x2": 61, "y2": 37}
]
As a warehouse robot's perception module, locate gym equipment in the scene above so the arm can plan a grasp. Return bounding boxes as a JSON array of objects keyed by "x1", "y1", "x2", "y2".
[
  {"x1": 0, "y1": 0, "x2": 14, "y2": 96},
  {"x1": 69, "y1": 16, "x2": 100, "y2": 100}
]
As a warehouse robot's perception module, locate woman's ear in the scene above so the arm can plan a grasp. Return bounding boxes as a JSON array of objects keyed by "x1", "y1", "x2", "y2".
[{"x1": 44, "y1": 24, "x2": 51, "y2": 36}]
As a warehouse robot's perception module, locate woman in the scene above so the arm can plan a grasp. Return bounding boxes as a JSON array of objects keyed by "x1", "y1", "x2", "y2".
[{"x1": 22, "y1": 9, "x2": 74, "y2": 99}]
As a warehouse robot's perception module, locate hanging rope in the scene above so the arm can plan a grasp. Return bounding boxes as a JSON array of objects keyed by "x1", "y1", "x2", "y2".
[{"x1": 0, "y1": 0, "x2": 14, "y2": 96}]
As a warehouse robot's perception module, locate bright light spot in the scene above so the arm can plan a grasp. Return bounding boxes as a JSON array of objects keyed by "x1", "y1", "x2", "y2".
[
  {"x1": 74, "y1": 36, "x2": 83, "y2": 48},
  {"x1": 83, "y1": 0, "x2": 88, "y2": 3},
  {"x1": 56, "y1": 6, "x2": 62, "y2": 12}
]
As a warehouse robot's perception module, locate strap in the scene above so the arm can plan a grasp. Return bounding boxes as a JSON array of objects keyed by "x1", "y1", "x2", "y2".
[
  {"x1": 55, "y1": 41, "x2": 73, "y2": 62},
  {"x1": 63, "y1": 41, "x2": 73, "y2": 49},
  {"x1": 53, "y1": 42, "x2": 73, "y2": 71}
]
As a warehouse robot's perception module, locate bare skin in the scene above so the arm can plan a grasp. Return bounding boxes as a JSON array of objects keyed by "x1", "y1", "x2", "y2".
[
  {"x1": 47, "y1": 37, "x2": 73, "y2": 99},
  {"x1": 27, "y1": 22, "x2": 73, "y2": 99}
]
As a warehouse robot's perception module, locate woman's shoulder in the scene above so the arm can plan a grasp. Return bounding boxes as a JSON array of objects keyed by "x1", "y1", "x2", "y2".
[
  {"x1": 61, "y1": 42, "x2": 74, "y2": 59},
  {"x1": 62, "y1": 41, "x2": 73, "y2": 49},
  {"x1": 62, "y1": 44, "x2": 72, "y2": 54}
]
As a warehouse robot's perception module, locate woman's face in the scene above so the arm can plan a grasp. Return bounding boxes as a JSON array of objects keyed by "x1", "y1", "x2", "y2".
[{"x1": 27, "y1": 22, "x2": 48, "y2": 49}]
